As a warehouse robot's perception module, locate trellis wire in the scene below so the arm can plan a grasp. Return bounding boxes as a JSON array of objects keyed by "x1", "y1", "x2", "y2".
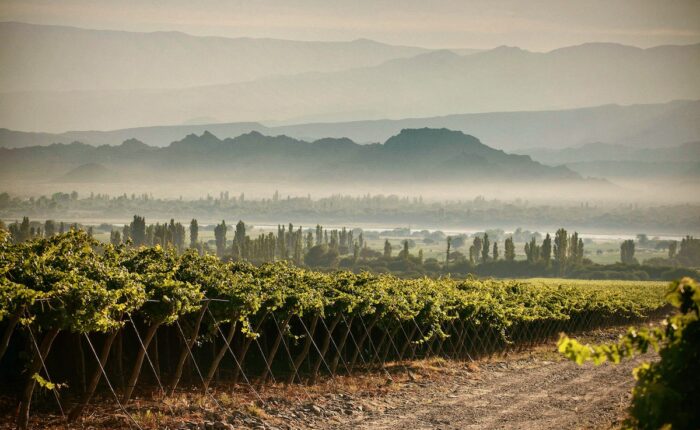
[
  {"x1": 205, "y1": 308, "x2": 265, "y2": 405},
  {"x1": 127, "y1": 315, "x2": 169, "y2": 401},
  {"x1": 25, "y1": 321, "x2": 65, "y2": 417},
  {"x1": 83, "y1": 333, "x2": 142, "y2": 430},
  {"x1": 174, "y1": 319, "x2": 225, "y2": 412},
  {"x1": 320, "y1": 315, "x2": 353, "y2": 376},
  {"x1": 269, "y1": 313, "x2": 313, "y2": 401}
]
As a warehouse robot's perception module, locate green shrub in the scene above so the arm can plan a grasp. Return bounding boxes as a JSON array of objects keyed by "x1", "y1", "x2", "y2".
[{"x1": 558, "y1": 277, "x2": 700, "y2": 429}]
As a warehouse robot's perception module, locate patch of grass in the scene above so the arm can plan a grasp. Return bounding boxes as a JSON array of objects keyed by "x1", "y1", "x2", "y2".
[{"x1": 245, "y1": 403, "x2": 269, "y2": 419}]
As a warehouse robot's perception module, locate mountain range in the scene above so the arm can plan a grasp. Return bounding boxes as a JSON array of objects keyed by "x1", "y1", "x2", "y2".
[
  {"x1": 1, "y1": 22, "x2": 698, "y2": 132},
  {"x1": 523, "y1": 141, "x2": 700, "y2": 165},
  {"x1": 1, "y1": 100, "x2": 698, "y2": 151},
  {"x1": 521, "y1": 141, "x2": 700, "y2": 179},
  {"x1": 0, "y1": 128, "x2": 580, "y2": 185},
  {"x1": 0, "y1": 21, "x2": 431, "y2": 92}
]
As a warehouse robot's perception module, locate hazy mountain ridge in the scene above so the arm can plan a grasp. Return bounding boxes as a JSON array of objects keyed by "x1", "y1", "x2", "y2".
[
  {"x1": 1, "y1": 100, "x2": 698, "y2": 151},
  {"x1": 522, "y1": 140, "x2": 700, "y2": 179},
  {"x1": 0, "y1": 21, "x2": 430, "y2": 92},
  {"x1": 1, "y1": 37, "x2": 697, "y2": 131},
  {"x1": 272, "y1": 100, "x2": 700, "y2": 150},
  {"x1": 0, "y1": 122, "x2": 272, "y2": 149},
  {"x1": 523, "y1": 141, "x2": 700, "y2": 164},
  {"x1": 0, "y1": 128, "x2": 581, "y2": 183}
]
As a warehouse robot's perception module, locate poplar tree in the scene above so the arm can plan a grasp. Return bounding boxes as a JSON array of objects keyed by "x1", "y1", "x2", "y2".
[
  {"x1": 384, "y1": 240, "x2": 392, "y2": 258},
  {"x1": 214, "y1": 220, "x2": 227, "y2": 258},
  {"x1": 481, "y1": 233, "x2": 490, "y2": 262},
  {"x1": 189, "y1": 219, "x2": 198, "y2": 249},
  {"x1": 554, "y1": 228, "x2": 568, "y2": 274},
  {"x1": 122, "y1": 224, "x2": 131, "y2": 245},
  {"x1": 145, "y1": 224, "x2": 154, "y2": 247},
  {"x1": 305, "y1": 231, "x2": 314, "y2": 250},
  {"x1": 130, "y1": 215, "x2": 146, "y2": 246},
  {"x1": 568, "y1": 232, "x2": 580, "y2": 262},
  {"x1": 554, "y1": 228, "x2": 568, "y2": 264},
  {"x1": 525, "y1": 236, "x2": 540, "y2": 263},
  {"x1": 400, "y1": 240, "x2": 410, "y2": 260},
  {"x1": 294, "y1": 233, "x2": 303, "y2": 264},
  {"x1": 446, "y1": 236, "x2": 452, "y2": 269},
  {"x1": 541, "y1": 233, "x2": 552, "y2": 263},
  {"x1": 12, "y1": 217, "x2": 31, "y2": 242},
  {"x1": 621, "y1": 240, "x2": 636, "y2": 264},
  {"x1": 172, "y1": 221, "x2": 186, "y2": 252},
  {"x1": 234, "y1": 220, "x2": 246, "y2": 259},
  {"x1": 472, "y1": 236, "x2": 483, "y2": 263},
  {"x1": 504, "y1": 237, "x2": 515, "y2": 261},
  {"x1": 577, "y1": 237, "x2": 584, "y2": 264},
  {"x1": 44, "y1": 220, "x2": 56, "y2": 237},
  {"x1": 315, "y1": 225, "x2": 323, "y2": 246}
]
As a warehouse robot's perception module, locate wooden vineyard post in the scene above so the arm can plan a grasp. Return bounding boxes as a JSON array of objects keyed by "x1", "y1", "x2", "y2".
[
  {"x1": 204, "y1": 318, "x2": 238, "y2": 389},
  {"x1": 0, "y1": 310, "x2": 22, "y2": 362},
  {"x1": 257, "y1": 313, "x2": 293, "y2": 385},
  {"x1": 17, "y1": 327, "x2": 60, "y2": 430},
  {"x1": 68, "y1": 327, "x2": 121, "y2": 421},
  {"x1": 122, "y1": 321, "x2": 161, "y2": 403},
  {"x1": 169, "y1": 303, "x2": 208, "y2": 394},
  {"x1": 311, "y1": 314, "x2": 341, "y2": 383},
  {"x1": 287, "y1": 314, "x2": 319, "y2": 384},
  {"x1": 350, "y1": 313, "x2": 379, "y2": 368},
  {"x1": 330, "y1": 315, "x2": 355, "y2": 374},
  {"x1": 232, "y1": 311, "x2": 269, "y2": 384}
]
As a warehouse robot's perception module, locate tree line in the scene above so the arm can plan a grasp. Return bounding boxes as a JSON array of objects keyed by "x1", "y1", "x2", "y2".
[
  {"x1": 2, "y1": 190, "x2": 699, "y2": 234},
  {"x1": 3, "y1": 216, "x2": 699, "y2": 281}
]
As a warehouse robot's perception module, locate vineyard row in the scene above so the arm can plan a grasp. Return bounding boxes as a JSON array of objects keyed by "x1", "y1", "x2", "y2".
[{"x1": 0, "y1": 230, "x2": 668, "y2": 428}]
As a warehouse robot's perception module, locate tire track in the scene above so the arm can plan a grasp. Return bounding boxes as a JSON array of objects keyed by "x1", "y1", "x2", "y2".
[{"x1": 333, "y1": 355, "x2": 645, "y2": 430}]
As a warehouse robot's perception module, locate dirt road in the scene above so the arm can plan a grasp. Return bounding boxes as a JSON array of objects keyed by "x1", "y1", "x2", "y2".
[{"x1": 330, "y1": 355, "x2": 641, "y2": 430}]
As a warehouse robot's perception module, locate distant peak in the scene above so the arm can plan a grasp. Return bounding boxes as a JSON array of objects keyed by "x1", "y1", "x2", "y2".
[
  {"x1": 396, "y1": 127, "x2": 471, "y2": 138},
  {"x1": 384, "y1": 128, "x2": 482, "y2": 149},
  {"x1": 312, "y1": 137, "x2": 358, "y2": 147},
  {"x1": 480, "y1": 45, "x2": 530, "y2": 56},
  {"x1": 351, "y1": 37, "x2": 379, "y2": 44},
  {"x1": 169, "y1": 130, "x2": 221, "y2": 149},
  {"x1": 179, "y1": 130, "x2": 220, "y2": 142},
  {"x1": 239, "y1": 130, "x2": 265, "y2": 138},
  {"x1": 493, "y1": 45, "x2": 524, "y2": 51},
  {"x1": 121, "y1": 138, "x2": 147, "y2": 147},
  {"x1": 547, "y1": 42, "x2": 640, "y2": 55}
]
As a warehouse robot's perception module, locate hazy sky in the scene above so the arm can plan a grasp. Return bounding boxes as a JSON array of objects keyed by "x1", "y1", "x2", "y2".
[{"x1": 1, "y1": 0, "x2": 699, "y2": 50}]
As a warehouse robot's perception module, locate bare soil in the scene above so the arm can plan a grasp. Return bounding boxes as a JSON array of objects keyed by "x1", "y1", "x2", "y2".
[{"x1": 330, "y1": 353, "x2": 641, "y2": 430}]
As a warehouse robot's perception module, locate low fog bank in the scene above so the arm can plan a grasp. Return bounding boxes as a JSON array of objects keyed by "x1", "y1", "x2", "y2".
[
  {"x1": 2, "y1": 182, "x2": 699, "y2": 236},
  {"x1": 2, "y1": 177, "x2": 697, "y2": 204}
]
